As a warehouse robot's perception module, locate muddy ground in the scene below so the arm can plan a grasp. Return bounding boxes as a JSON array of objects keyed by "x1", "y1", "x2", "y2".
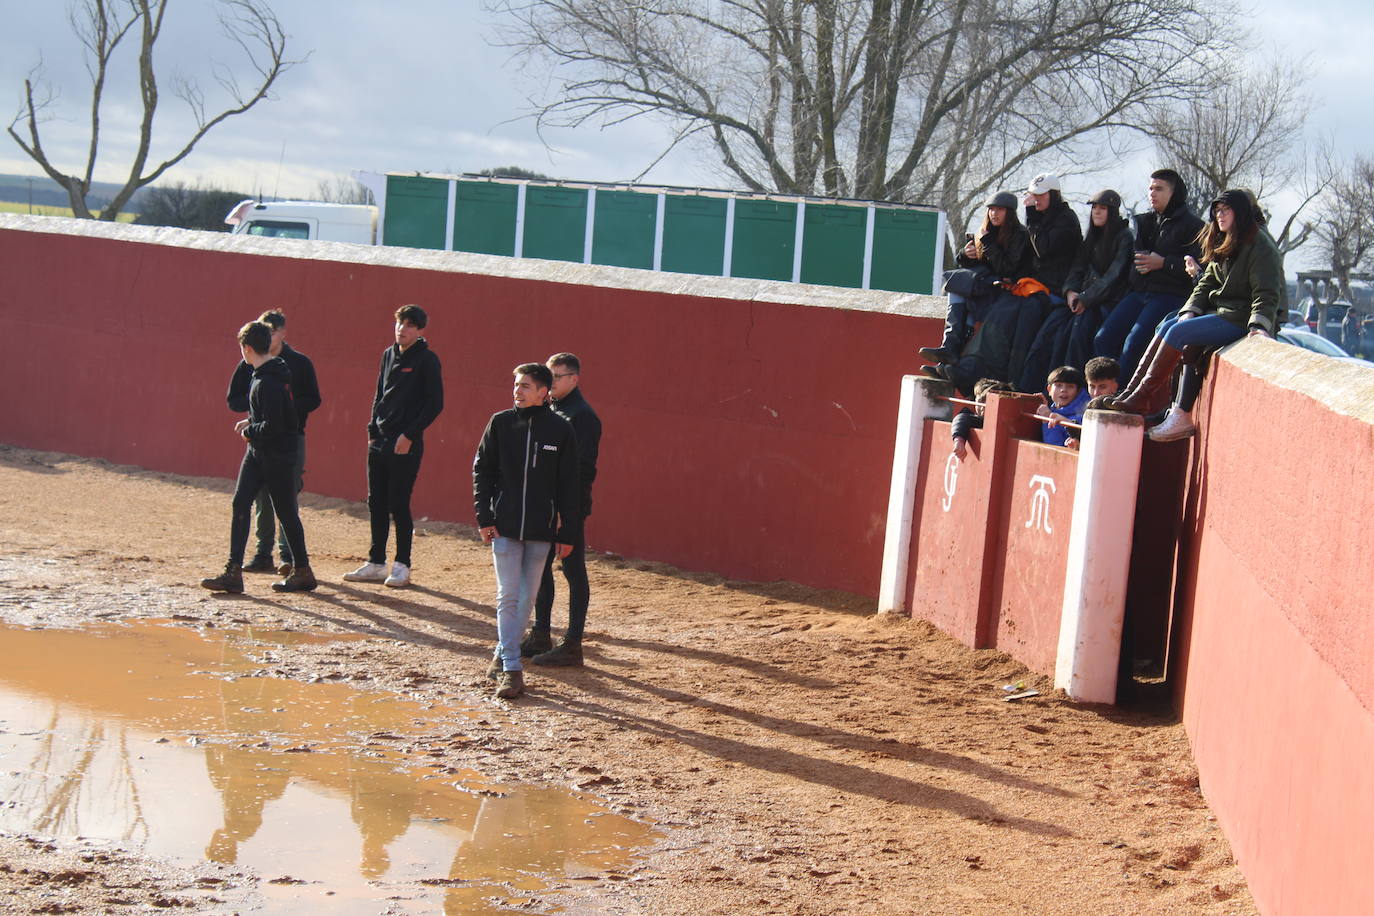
[{"x1": 0, "y1": 445, "x2": 1256, "y2": 914}]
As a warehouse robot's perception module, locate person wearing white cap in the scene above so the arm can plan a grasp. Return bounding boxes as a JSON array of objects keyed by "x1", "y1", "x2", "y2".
[{"x1": 1022, "y1": 173, "x2": 1082, "y2": 303}]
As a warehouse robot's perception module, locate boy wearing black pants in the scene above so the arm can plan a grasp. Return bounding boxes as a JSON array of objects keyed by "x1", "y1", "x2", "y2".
[
  {"x1": 344, "y1": 304, "x2": 444, "y2": 588},
  {"x1": 202, "y1": 321, "x2": 316, "y2": 594}
]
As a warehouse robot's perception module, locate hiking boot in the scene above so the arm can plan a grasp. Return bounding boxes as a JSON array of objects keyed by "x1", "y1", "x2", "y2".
[
  {"x1": 342, "y1": 561, "x2": 388, "y2": 582},
  {"x1": 272, "y1": 565, "x2": 317, "y2": 592},
  {"x1": 485, "y1": 652, "x2": 504, "y2": 680},
  {"x1": 494, "y1": 670, "x2": 525, "y2": 699},
  {"x1": 520, "y1": 628, "x2": 553, "y2": 657},
  {"x1": 384, "y1": 562, "x2": 411, "y2": 588},
  {"x1": 243, "y1": 554, "x2": 276, "y2": 573},
  {"x1": 532, "y1": 639, "x2": 583, "y2": 667},
  {"x1": 277, "y1": 562, "x2": 293, "y2": 578},
  {"x1": 919, "y1": 345, "x2": 956, "y2": 364},
  {"x1": 200, "y1": 563, "x2": 243, "y2": 594}
]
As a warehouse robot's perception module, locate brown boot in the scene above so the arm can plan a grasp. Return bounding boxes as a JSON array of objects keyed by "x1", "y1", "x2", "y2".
[
  {"x1": 532, "y1": 639, "x2": 583, "y2": 667},
  {"x1": 272, "y1": 565, "x2": 317, "y2": 592},
  {"x1": 1113, "y1": 343, "x2": 1184, "y2": 414},
  {"x1": 200, "y1": 562, "x2": 243, "y2": 594},
  {"x1": 485, "y1": 651, "x2": 504, "y2": 680},
  {"x1": 1101, "y1": 334, "x2": 1166, "y2": 409},
  {"x1": 494, "y1": 670, "x2": 525, "y2": 699}
]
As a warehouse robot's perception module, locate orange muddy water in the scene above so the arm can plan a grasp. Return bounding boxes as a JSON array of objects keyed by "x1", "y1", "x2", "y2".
[{"x1": 0, "y1": 619, "x2": 658, "y2": 913}]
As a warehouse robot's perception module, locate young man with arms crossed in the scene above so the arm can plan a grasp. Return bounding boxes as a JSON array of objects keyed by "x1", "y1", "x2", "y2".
[
  {"x1": 202, "y1": 321, "x2": 316, "y2": 594},
  {"x1": 473, "y1": 364, "x2": 581, "y2": 699},
  {"x1": 344, "y1": 305, "x2": 444, "y2": 588},
  {"x1": 521, "y1": 352, "x2": 601, "y2": 666},
  {"x1": 226, "y1": 309, "x2": 321, "y2": 576}
]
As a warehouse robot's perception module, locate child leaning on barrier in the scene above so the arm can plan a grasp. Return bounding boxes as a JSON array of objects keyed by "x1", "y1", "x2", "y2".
[
  {"x1": 1036, "y1": 365, "x2": 1089, "y2": 449},
  {"x1": 951, "y1": 378, "x2": 1013, "y2": 461},
  {"x1": 1060, "y1": 358, "x2": 1122, "y2": 449}
]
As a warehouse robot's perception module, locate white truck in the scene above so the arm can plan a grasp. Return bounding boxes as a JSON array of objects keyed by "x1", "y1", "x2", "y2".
[{"x1": 224, "y1": 199, "x2": 377, "y2": 244}]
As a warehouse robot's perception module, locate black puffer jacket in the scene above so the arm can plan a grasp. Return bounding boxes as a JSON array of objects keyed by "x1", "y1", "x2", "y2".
[
  {"x1": 1064, "y1": 217, "x2": 1134, "y2": 309},
  {"x1": 1025, "y1": 200, "x2": 1083, "y2": 298},
  {"x1": 1130, "y1": 178, "x2": 1205, "y2": 297},
  {"x1": 473, "y1": 404, "x2": 582, "y2": 545},
  {"x1": 957, "y1": 225, "x2": 1038, "y2": 282}
]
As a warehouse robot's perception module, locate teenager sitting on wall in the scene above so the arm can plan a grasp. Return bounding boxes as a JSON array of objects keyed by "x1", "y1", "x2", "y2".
[
  {"x1": 1094, "y1": 189, "x2": 1283, "y2": 442},
  {"x1": 920, "y1": 192, "x2": 1042, "y2": 393},
  {"x1": 1020, "y1": 189, "x2": 1133, "y2": 392}
]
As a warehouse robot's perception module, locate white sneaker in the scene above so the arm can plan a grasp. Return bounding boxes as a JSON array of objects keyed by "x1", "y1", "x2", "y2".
[
  {"x1": 343, "y1": 561, "x2": 388, "y2": 582},
  {"x1": 384, "y1": 562, "x2": 411, "y2": 588},
  {"x1": 1147, "y1": 407, "x2": 1197, "y2": 442}
]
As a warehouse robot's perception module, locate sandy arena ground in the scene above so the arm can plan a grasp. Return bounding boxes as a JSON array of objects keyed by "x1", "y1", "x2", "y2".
[{"x1": 0, "y1": 445, "x2": 1256, "y2": 914}]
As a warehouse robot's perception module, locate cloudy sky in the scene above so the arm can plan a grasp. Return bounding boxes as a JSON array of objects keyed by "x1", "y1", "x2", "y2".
[{"x1": 1, "y1": 0, "x2": 1370, "y2": 262}]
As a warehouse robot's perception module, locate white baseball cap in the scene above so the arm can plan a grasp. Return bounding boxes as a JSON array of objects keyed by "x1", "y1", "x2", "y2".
[{"x1": 1025, "y1": 172, "x2": 1062, "y2": 194}]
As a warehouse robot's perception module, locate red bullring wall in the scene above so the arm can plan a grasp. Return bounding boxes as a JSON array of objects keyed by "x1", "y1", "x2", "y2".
[
  {"x1": 0, "y1": 216, "x2": 944, "y2": 596},
  {"x1": 1168, "y1": 345, "x2": 1374, "y2": 916}
]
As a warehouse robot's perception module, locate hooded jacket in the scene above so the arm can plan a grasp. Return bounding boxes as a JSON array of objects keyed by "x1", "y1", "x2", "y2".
[
  {"x1": 243, "y1": 357, "x2": 299, "y2": 457},
  {"x1": 1064, "y1": 216, "x2": 1134, "y2": 309},
  {"x1": 1025, "y1": 199, "x2": 1083, "y2": 298},
  {"x1": 1179, "y1": 190, "x2": 1285, "y2": 335},
  {"x1": 473, "y1": 404, "x2": 582, "y2": 545},
  {"x1": 1130, "y1": 177, "x2": 1205, "y2": 297},
  {"x1": 227, "y1": 342, "x2": 321, "y2": 430},
  {"x1": 550, "y1": 386, "x2": 601, "y2": 519},
  {"x1": 368, "y1": 338, "x2": 444, "y2": 446}
]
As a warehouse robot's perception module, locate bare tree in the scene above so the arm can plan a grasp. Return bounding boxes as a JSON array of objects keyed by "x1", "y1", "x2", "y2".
[
  {"x1": 488, "y1": 0, "x2": 1233, "y2": 221},
  {"x1": 315, "y1": 174, "x2": 375, "y2": 205},
  {"x1": 1311, "y1": 156, "x2": 1374, "y2": 311},
  {"x1": 1148, "y1": 58, "x2": 1319, "y2": 253},
  {"x1": 8, "y1": 0, "x2": 297, "y2": 221}
]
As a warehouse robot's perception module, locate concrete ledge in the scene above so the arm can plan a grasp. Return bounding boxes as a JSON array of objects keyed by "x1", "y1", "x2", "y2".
[
  {"x1": 1222, "y1": 336, "x2": 1374, "y2": 423},
  {"x1": 0, "y1": 213, "x2": 946, "y2": 319}
]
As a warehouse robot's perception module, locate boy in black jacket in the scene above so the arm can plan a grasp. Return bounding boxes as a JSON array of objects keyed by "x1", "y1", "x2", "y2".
[
  {"x1": 343, "y1": 305, "x2": 444, "y2": 589},
  {"x1": 202, "y1": 321, "x2": 316, "y2": 594},
  {"x1": 226, "y1": 310, "x2": 321, "y2": 575},
  {"x1": 473, "y1": 363, "x2": 581, "y2": 699}
]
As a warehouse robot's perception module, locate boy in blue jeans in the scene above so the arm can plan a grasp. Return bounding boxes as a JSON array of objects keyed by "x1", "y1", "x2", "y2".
[{"x1": 1037, "y1": 366, "x2": 1089, "y2": 448}]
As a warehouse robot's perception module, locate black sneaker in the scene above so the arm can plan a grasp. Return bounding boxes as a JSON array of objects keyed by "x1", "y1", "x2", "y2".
[
  {"x1": 532, "y1": 639, "x2": 583, "y2": 667},
  {"x1": 520, "y1": 628, "x2": 554, "y2": 657},
  {"x1": 243, "y1": 555, "x2": 276, "y2": 573},
  {"x1": 200, "y1": 563, "x2": 244, "y2": 594}
]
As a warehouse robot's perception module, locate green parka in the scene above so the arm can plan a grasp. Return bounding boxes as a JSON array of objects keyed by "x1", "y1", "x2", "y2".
[{"x1": 1179, "y1": 223, "x2": 1284, "y2": 335}]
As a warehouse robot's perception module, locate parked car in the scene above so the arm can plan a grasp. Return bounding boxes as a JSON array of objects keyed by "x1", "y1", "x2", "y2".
[{"x1": 1276, "y1": 328, "x2": 1374, "y2": 368}]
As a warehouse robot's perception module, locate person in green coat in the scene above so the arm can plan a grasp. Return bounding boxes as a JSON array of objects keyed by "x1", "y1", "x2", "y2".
[{"x1": 1095, "y1": 188, "x2": 1283, "y2": 441}]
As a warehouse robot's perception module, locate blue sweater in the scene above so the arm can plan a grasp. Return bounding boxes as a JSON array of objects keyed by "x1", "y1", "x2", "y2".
[{"x1": 1042, "y1": 389, "x2": 1090, "y2": 447}]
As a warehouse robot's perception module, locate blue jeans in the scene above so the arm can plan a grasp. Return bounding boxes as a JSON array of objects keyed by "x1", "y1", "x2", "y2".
[
  {"x1": 1158, "y1": 314, "x2": 1247, "y2": 411},
  {"x1": 491, "y1": 537, "x2": 552, "y2": 672},
  {"x1": 1094, "y1": 291, "x2": 1186, "y2": 379}
]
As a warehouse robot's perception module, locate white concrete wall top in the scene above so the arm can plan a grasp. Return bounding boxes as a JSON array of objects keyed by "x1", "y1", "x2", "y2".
[
  {"x1": 1223, "y1": 337, "x2": 1374, "y2": 424},
  {"x1": 0, "y1": 213, "x2": 946, "y2": 320}
]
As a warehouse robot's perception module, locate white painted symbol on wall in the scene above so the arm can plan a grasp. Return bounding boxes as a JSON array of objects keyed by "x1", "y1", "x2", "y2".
[
  {"x1": 1025, "y1": 475, "x2": 1056, "y2": 533},
  {"x1": 941, "y1": 453, "x2": 959, "y2": 512}
]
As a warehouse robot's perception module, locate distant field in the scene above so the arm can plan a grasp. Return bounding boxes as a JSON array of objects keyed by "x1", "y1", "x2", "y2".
[{"x1": 0, "y1": 200, "x2": 138, "y2": 222}]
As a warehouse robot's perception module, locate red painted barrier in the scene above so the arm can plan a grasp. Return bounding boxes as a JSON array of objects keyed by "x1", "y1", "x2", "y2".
[{"x1": 0, "y1": 219, "x2": 943, "y2": 595}]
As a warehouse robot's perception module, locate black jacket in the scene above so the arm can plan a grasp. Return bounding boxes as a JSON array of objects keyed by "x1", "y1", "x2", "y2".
[
  {"x1": 551, "y1": 387, "x2": 601, "y2": 519},
  {"x1": 951, "y1": 408, "x2": 983, "y2": 441},
  {"x1": 368, "y1": 339, "x2": 444, "y2": 446},
  {"x1": 957, "y1": 224, "x2": 1038, "y2": 282},
  {"x1": 1064, "y1": 217, "x2": 1134, "y2": 310},
  {"x1": 473, "y1": 404, "x2": 582, "y2": 544},
  {"x1": 227, "y1": 342, "x2": 321, "y2": 430},
  {"x1": 1025, "y1": 200, "x2": 1083, "y2": 298},
  {"x1": 1130, "y1": 179, "x2": 1205, "y2": 298},
  {"x1": 243, "y1": 357, "x2": 299, "y2": 457}
]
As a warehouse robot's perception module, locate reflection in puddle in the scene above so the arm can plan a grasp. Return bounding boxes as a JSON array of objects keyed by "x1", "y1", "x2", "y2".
[{"x1": 0, "y1": 620, "x2": 656, "y2": 913}]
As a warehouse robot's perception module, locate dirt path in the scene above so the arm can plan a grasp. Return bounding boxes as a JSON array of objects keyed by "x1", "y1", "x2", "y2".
[{"x1": 0, "y1": 445, "x2": 1255, "y2": 914}]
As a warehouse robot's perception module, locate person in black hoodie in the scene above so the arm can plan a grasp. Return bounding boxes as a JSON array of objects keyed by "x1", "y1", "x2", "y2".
[
  {"x1": 473, "y1": 363, "x2": 582, "y2": 700},
  {"x1": 202, "y1": 321, "x2": 316, "y2": 594},
  {"x1": 226, "y1": 310, "x2": 321, "y2": 576},
  {"x1": 343, "y1": 305, "x2": 444, "y2": 589},
  {"x1": 522, "y1": 352, "x2": 601, "y2": 667},
  {"x1": 1093, "y1": 168, "x2": 1205, "y2": 378},
  {"x1": 1022, "y1": 172, "x2": 1083, "y2": 301}
]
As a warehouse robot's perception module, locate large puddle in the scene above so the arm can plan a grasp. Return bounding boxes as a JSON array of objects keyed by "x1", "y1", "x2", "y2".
[{"x1": 0, "y1": 619, "x2": 657, "y2": 913}]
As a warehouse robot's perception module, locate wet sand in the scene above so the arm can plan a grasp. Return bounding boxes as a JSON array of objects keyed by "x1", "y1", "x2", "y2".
[{"x1": 0, "y1": 445, "x2": 1256, "y2": 914}]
